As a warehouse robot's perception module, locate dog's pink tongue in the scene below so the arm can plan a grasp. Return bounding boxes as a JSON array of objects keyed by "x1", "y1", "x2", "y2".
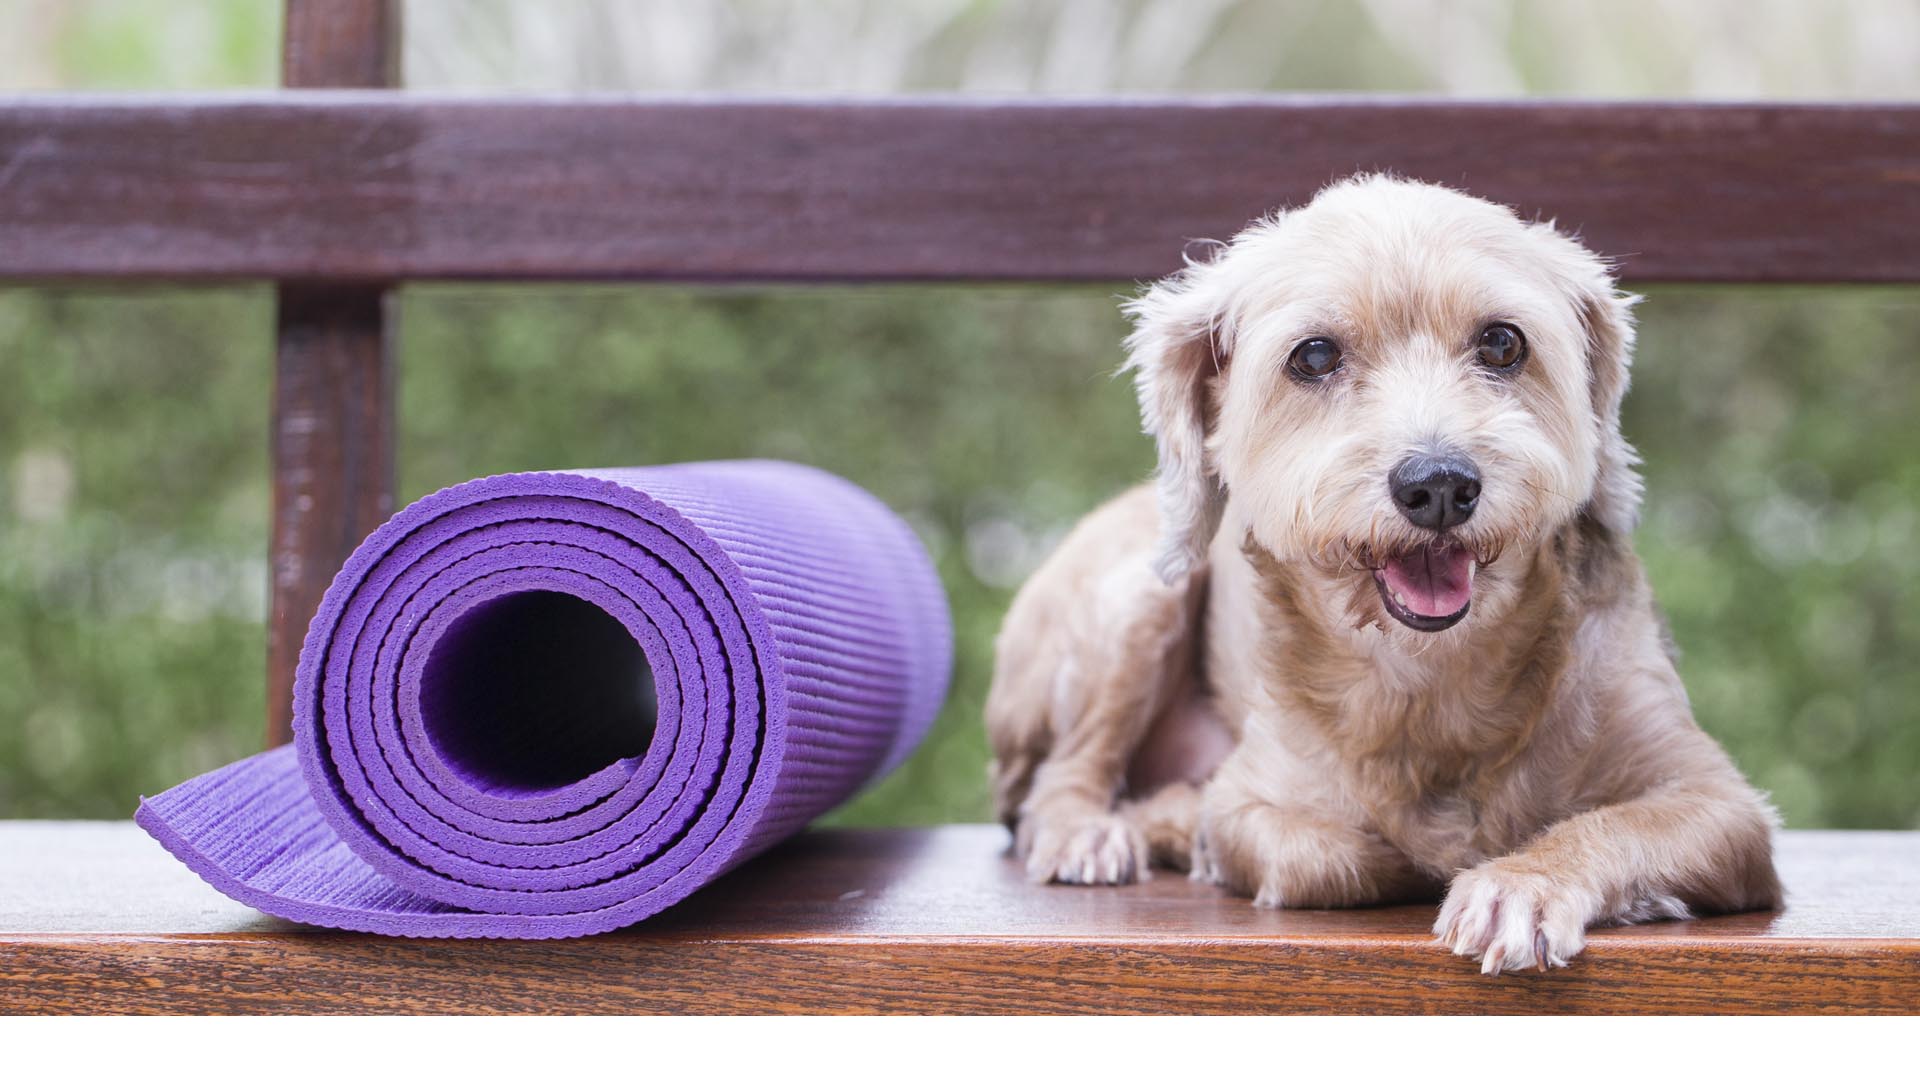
[{"x1": 1382, "y1": 544, "x2": 1475, "y2": 618}]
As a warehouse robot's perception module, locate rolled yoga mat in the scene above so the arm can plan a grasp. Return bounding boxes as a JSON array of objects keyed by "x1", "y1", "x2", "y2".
[{"x1": 135, "y1": 461, "x2": 951, "y2": 938}]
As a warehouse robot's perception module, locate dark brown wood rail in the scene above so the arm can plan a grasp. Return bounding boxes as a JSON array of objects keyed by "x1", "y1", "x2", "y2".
[
  {"x1": 265, "y1": 0, "x2": 398, "y2": 747},
  {"x1": 2, "y1": 823, "x2": 1916, "y2": 1015},
  {"x1": 3, "y1": 97, "x2": 1919, "y2": 286}
]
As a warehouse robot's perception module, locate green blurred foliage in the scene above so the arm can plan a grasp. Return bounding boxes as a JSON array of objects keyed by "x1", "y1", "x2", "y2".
[
  {"x1": 1, "y1": 0, "x2": 278, "y2": 91},
  {"x1": 0, "y1": 290, "x2": 273, "y2": 812},
  {"x1": 4, "y1": 284, "x2": 1919, "y2": 828},
  {"x1": 1628, "y1": 289, "x2": 1920, "y2": 828},
  {"x1": 2, "y1": 0, "x2": 1917, "y2": 827}
]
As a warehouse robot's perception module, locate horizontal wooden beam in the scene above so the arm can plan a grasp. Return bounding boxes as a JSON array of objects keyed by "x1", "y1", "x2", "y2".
[{"x1": 2, "y1": 95, "x2": 1918, "y2": 284}]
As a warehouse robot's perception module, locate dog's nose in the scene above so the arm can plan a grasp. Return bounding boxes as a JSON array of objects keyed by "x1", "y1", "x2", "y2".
[{"x1": 1390, "y1": 453, "x2": 1481, "y2": 531}]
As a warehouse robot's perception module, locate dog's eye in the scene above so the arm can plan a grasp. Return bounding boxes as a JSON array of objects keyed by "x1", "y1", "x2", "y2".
[
  {"x1": 1476, "y1": 323, "x2": 1526, "y2": 369},
  {"x1": 1287, "y1": 337, "x2": 1344, "y2": 381}
]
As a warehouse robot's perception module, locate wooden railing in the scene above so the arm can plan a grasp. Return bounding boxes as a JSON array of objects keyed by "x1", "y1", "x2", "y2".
[{"x1": 10, "y1": 96, "x2": 1920, "y2": 284}]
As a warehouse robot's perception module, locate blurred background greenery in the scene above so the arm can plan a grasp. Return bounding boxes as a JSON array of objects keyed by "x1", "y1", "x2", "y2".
[{"x1": 1, "y1": 1, "x2": 1916, "y2": 829}]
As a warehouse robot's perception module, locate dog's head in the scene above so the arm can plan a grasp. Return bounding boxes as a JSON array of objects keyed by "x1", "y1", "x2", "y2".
[{"x1": 1125, "y1": 174, "x2": 1638, "y2": 633}]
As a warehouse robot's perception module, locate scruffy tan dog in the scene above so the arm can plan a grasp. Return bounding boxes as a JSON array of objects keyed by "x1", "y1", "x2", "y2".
[{"x1": 985, "y1": 175, "x2": 1781, "y2": 974}]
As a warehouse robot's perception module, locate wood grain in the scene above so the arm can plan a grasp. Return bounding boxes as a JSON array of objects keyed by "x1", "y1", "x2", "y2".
[
  {"x1": 265, "y1": 1, "x2": 399, "y2": 746},
  {"x1": 1, "y1": 98, "x2": 1917, "y2": 284},
  {"x1": 3, "y1": 824, "x2": 1915, "y2": 1015}
]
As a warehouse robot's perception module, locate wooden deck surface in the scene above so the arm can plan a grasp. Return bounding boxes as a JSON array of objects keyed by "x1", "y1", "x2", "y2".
[{"x1": 2, "y1": 823, "x2": 1916, "y2": 1014}]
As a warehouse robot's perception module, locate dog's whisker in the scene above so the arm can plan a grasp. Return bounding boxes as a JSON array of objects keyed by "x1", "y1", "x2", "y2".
[{"x1": 1514, "y1": 476, "x2": 1581, "y2": 509}]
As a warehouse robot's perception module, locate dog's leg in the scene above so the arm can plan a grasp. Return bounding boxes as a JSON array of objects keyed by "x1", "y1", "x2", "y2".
[
  {"x1": 987, "y1": 487, "x2": 1207, "y2": 886},
  {"x1": 1434, "y1": 778, "x2": 1781, "y2": 974},
  {"x1": 1012, "y1": 627, "x2": 1190, "y2": 884},
  {"x1": 1193, "y1": 757, "x2": 1428, "y2": 907}
]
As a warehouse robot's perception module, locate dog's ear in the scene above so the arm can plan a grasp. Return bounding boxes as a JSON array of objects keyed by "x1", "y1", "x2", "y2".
[
  {"x1": 1122, "y1": 249, "x2": 1235, "y2": 584},
  {"x1": 1578, "y1": 282, "x2": 1643, "y2": 536},
  {"x1": 1527, "y1": 221, "x2": 1642, "y2": 535},
  {"x1": 1520, "y1": 220, "x2": 1643, "y2": 534}
]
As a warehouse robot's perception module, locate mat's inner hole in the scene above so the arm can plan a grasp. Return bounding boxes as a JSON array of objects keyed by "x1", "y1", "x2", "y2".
[{"x1": 421, "y1": 590, "x2": 656, "y2": 794}]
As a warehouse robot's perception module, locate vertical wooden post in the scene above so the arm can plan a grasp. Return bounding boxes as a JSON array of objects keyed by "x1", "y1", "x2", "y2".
[{"x1": 268, "y1": 0, "x2": 400, "y2": 746}]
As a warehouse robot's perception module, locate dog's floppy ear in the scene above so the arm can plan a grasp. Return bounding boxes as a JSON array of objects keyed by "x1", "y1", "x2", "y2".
[
  {"x1": 1578, "y1": 281, "x2": 1643, "y2": 536},
  {"x1": 1122, "y1": 248, "x2": 1235, "y2": 584},
  {"x1": 1528, "y1": 221, "x2": 1642, "y2": 535}
]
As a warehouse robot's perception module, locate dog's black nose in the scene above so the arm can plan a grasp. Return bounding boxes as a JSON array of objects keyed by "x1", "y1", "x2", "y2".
[{"x1": 1390, "y1": 453, "x2": 1481, "y2": 531}]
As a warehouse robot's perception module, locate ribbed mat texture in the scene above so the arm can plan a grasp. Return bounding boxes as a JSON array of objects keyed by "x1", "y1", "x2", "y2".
[{"x1": 134, "y1": 461, "x2": 952, "y2": 937}]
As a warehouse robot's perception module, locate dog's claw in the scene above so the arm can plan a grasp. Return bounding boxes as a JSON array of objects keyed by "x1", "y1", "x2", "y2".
[
  {"x1": 1019, "y1": 812, "x2": 1150, "y2": 886},
  {"x1": 1436, "y1": 861, "x2": 1599, "y2": 975}
]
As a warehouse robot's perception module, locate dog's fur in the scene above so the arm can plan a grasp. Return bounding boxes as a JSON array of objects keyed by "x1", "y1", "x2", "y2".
[{"x1": 985, "y1": 175, "x2": 1781, "y2": 974}]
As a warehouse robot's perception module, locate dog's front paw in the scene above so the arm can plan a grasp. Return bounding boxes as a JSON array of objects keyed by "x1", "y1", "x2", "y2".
[
  {"x1": 1189, "y1": 804, "x2": 1402, "y2": 907},
  {"x1": 1434, "y1": 861, "x2": 1597, "y2": 974},
  {"x1": 1185, "y1": 811, "x2": 1270, "y2": 899},
  {"x1": 1017, "y1": 811, "x2": 1150, "y2": 885}
]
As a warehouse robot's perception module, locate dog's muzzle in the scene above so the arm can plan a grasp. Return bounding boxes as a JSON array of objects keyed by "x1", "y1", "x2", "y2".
[{"x1": 1375, "y1": 452, "x2": 1482, "y2": 631}]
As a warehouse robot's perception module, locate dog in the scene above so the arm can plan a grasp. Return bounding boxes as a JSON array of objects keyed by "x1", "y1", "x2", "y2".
[{"x1": 985, "y1": 174, "x2": 1782, "y2": 974}]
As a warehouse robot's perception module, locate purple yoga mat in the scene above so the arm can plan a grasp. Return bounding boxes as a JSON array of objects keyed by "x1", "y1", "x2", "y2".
[{"x1": 135, "y1": 461, "x2": 951, "y2": 938}]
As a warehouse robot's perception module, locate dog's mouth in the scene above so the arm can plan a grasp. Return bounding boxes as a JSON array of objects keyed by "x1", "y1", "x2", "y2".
[{"x1": 1372, "y1": 540, "x2": 1477, "y2": 632}]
